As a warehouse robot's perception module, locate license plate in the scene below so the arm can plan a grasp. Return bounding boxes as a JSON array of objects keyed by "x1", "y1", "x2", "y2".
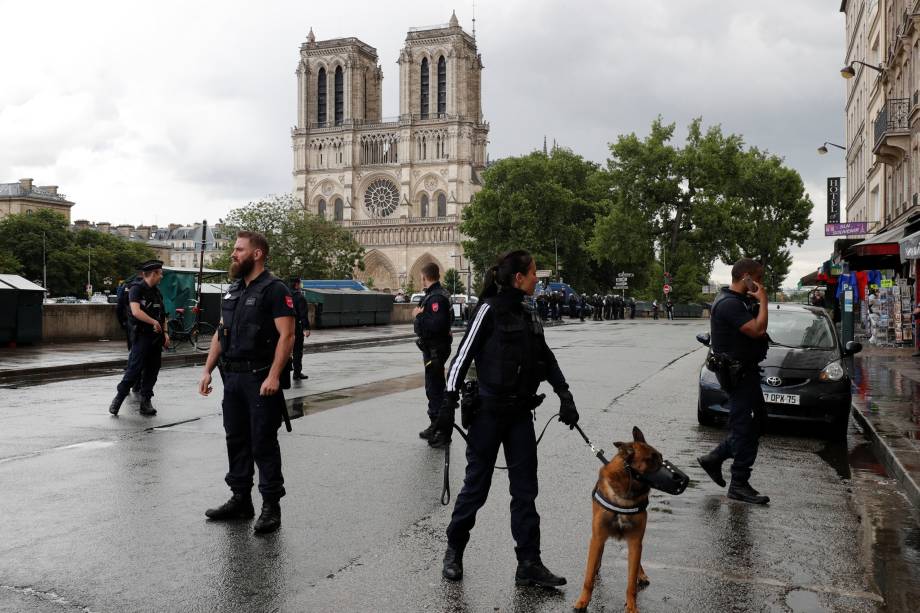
[{"x1": 763, "y1": 392, "x2": 800, "y2": 405}]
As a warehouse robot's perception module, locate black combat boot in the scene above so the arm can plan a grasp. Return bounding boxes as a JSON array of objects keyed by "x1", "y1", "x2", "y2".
[
  {"x1": 293, "y1": 373, "x2": 308, "y2": 380},
  {"x1": 108, "y1": 393, "x2": 128, "y2": 416},
  {"x1": 139, "y1": 397, "x2": 157, "y2": 416},
  {"x1": 428, "y1": 430, "x2": 451, "y2": 449},
  {"x1": 442, "y1": 546, "x2": 464, "y2": 581},
  {"x1": 419, "y1": 419, "x2": 437, "y2": 440},
  {"x1": 697, "y1": 453, "x2": 726, "y2": 488},
  {"x1": 728, "y1": 481, "x2": 770, "y2": 505},
  {"x1": 515, "y1": 558, "x2": 567, "y2": 587},
  {"x1": 253, "y1": 500, "x2": 281, "y2": 534},
  {"x1": 205, "y1": 492, "x2": 255, "y2": 520}
]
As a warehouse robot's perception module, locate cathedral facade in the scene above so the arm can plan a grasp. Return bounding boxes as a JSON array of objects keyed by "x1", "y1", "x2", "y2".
[{"x1": 291, "y1": 12, "x2": 488, "y2": 291}]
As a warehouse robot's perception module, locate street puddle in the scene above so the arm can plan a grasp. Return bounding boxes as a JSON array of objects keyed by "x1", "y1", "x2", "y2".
[{"x1": 285, "y1": 373, "x2": 424, "y2": 420}]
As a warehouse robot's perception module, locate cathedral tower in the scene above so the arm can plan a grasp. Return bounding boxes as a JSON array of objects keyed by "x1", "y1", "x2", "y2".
[{"x1": 291, "y1": 14, "x2": 489, "y2": 291}]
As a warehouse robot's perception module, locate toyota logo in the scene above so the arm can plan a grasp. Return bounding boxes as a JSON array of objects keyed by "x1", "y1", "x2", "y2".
[{"x1": 765, "y1": 376, "x2": 783, "y2": 387}]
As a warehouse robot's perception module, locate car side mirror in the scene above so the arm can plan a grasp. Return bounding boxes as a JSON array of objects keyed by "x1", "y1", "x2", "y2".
[
  {"x1": 696, "y1": 332, "x2": 711, "y2": 347},
  {"x1": 845, "y1": 340, "x2": 862, "y2": 355}
]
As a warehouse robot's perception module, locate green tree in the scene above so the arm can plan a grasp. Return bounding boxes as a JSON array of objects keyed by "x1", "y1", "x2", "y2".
[
  {"x1": 443, "y1": 268, "x2": 466, "y2": 295},
  {"x1": 219, "y1": 194, "x2": 365, "y2": 280},
  {"x1": 461, "y1": 148, "x2": 605, "y2": 290},
  {"x1": 0, "y1": 250, "x2": 22, "y2": 274},
  {"x1": 0, "y1": 210, "x2": 154, "y2": 296}
]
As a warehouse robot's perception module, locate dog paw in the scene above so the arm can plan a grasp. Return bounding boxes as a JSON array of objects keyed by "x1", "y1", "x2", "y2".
[
  {"x1": 572, "y1": 599, "x2": 588, "y2": 612},
  {"x1": 637, "y1": 574, "x2": 650, "y2": 588}
]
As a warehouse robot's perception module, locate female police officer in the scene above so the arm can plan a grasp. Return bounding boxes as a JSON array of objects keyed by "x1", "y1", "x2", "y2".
[{"x1": 432, "y1": 250, "x2": 579, "y2": 586}]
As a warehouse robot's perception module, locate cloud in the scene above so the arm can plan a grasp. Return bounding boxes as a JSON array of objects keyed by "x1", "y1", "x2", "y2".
[{"x1": 1, "y1": 0, "x2": 845, "y2": 284}]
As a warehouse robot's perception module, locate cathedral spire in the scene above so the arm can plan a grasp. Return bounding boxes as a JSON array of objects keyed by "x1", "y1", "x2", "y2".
[
  {"x1": 449, "y1": 10, "x2": 459, "y2": 28},
  {"x1": 307, "y1": 27, "x2": 316, "y2": 45}
]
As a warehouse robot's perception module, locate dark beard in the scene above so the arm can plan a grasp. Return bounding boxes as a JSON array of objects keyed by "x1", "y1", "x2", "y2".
[{"x1": 230, "y1": 256, "x2": 255, "y2": 280}]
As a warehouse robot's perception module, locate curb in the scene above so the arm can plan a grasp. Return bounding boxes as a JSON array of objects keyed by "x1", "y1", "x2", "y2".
[
  {"x1": 851, "y1": 402, "x2": 920, "y2": 509},
  {"x1": 0, "y1": 333, "x2": 418, "y2": 383}
]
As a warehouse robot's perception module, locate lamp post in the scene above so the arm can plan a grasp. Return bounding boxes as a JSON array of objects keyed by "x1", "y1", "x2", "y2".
[
  {"x1": 817, "y1": 141, "x2": 846, "y2": 155},
  {"x1": 840, "y1": 60, "x2": 884, "y2": 79}
]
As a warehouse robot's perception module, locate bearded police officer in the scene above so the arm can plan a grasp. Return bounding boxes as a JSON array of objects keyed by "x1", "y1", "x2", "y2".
[
  {"x1": 434, "y1": 249, "x2": 579, "y2": 587},
  {"x1": 109, "y1": 260, "x2": 168, "y2": 416},
  {"x1": 415, "y1": 262, "x2": 453, "y2": 445},
  {"x1": 199, "y1": 231, "x2": 295, "y2": 534},
  {"x1": 697, "y1": 258, "x2": 770, "y2": 505}
]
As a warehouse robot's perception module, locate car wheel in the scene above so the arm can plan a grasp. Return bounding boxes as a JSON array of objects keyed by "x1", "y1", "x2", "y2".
[{"x1": 697, "y1": 396, "x2": 715, "y2": 426}]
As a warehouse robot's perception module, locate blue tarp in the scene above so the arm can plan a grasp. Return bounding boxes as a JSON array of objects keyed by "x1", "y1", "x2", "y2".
[{"x1": 301, "y1": 279, "x2": 369, "y2": 291}]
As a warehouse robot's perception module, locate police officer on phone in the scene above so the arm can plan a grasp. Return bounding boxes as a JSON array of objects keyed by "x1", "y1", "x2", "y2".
[
  {"x1": 414, "y1": 262, "x2": 453, "y2": 443},
  {"x1": 199, "y1": 231, "x2": 296, "y2": 534},
  {"x1": 433, "y1": 249, "x2": 579, "y2": 587},
  {"x1": 697, "y1": 257, "x2": 770, "y2": 504},
  {"x1": 108, "y1": 259, "x2": 168, "y2": 416}
]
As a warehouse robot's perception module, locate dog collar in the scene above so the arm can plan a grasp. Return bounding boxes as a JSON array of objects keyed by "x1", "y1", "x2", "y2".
[{"x1": 592, "y1": 487, "x2": 648, "y2": 515}]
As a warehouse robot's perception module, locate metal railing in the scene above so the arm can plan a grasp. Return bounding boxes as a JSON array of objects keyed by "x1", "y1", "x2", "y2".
[{"x1": 874, "y1": 97, "x2": 910, "y2": 147}]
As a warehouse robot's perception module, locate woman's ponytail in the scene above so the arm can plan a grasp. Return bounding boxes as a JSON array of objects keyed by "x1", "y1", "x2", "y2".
[{"x1": 477, "y1": 250, "x2": 533, "y2": 301}]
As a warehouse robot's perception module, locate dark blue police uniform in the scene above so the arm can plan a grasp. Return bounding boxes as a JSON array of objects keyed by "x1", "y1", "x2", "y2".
[
  {"x1": 442, "y1": 287, "x2": 570, "y2": 563},
  {"x1": 708, "y1": 288, "x2": 768, "y2": 484},
  {"x1": 110, "y1": 277, "x2": 166, "y2": 415},
  {"x1": 290, "y1": 283, "x2": 310, "y2": 378},
  {"x1": 414, "y1": 281, "x2": 453, "y2": 424},
  {"x1": 218, "y1": 270, "x2": 295, "y2": 502}
]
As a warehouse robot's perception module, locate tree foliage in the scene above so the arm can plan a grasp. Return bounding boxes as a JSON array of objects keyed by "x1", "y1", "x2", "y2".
[
  {"x1": 216, "y1": 193, "x2": 365, "y2": 280},
  {"x1": 0, "y1": 209, "x2": 154, "y2": 296},
  {"x1": 443, "y1": 268, "x2": 466, "y2": 295}
]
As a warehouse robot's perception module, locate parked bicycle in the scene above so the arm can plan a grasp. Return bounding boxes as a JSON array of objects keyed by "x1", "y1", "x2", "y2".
[{"x1": 167, "y1": 300, "x2": 216, "y2": 351}]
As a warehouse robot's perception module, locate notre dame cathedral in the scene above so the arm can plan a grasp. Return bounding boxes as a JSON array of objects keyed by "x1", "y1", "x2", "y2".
[{"x1": 291, "y1": 12, "x2": 488, "y2": 291}]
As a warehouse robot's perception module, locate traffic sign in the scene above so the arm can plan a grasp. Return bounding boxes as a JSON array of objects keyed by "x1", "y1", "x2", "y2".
[
  {"x1": 663, "y1": 284, "x2": 672, "y2": 294},
  {"x1": 536, "y1": 269, "x2": 553, "y2": 279}
]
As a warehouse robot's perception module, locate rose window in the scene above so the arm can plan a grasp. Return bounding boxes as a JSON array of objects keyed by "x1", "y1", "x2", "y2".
[{"x1": 364, "y1": 179, "x2": 400, "y2": 218}]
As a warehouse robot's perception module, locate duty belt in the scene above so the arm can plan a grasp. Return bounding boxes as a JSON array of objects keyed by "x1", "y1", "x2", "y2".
[{"x1": 220, "y1": 359, "x2": 272, "y2": 373}]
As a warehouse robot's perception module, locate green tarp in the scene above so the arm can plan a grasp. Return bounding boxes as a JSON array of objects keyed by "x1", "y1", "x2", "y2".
[{"x1": 160, "y1": 267, "x2": 226, "y2": 331}]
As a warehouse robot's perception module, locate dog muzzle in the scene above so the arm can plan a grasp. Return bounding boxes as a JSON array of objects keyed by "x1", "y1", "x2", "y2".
[{"x1": 634, "y1": 459, "x2": 689, "y2": 495}]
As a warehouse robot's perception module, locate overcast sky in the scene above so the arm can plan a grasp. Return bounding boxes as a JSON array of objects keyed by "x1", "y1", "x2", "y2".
[{"x1": 0, "y1": 0, "x2": 846, "y2": 285}]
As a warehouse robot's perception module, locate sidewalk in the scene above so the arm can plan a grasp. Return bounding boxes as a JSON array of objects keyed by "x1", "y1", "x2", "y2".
[
  {"x1": 850, "y1": 346, "x2": 920, "y2": 508},
  {"x1": 0, "y1": 324, "x2": 417, "y2": 381}
]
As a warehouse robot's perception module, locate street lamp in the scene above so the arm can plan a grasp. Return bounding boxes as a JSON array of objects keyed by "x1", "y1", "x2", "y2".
[
  {"x1": 840, "y1": 60, "x2": 884, "y2": 79},
  {"x1": 817, "y1": 141, "x2": 846, "y2": 155}
]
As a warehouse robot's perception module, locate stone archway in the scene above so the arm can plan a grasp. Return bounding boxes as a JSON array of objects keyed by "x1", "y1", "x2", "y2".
[
  {"x1": 355, "y1": 249, "x2": 398, "y2": 291},
  {"x1": 409, "y1": 252, "x2": 446, "y2": 291}
]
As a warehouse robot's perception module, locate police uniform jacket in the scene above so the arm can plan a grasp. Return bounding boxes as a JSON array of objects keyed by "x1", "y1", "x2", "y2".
[
  {"x1": 414, "y1": 281, "x2": 452, "y2": 344},
  {"x1": 292, "y1": 289, "x2": 310, "y2": 331},
  {"x1": 445, "y1": 287, "x2": 568, "y2": 402},
  {"x1": 710, "y1": 288, "x2": 768, "y2": 367},
  {"x1": 128, "y1": 281, "x2": 165, "y2": 337},
  {"x1": 219, "y1": 270, "x2": 295, "y2": 363}
]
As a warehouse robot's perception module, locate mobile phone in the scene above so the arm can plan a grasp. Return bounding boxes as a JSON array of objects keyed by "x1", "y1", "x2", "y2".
[{"x1": 742, "y1": 275, "x2": 759, "y2": 293}]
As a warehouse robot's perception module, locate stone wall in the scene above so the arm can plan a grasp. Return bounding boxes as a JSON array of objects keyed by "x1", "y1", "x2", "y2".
[{"x1": 43, "y1": 304, "x2": 124, "y2": 342}]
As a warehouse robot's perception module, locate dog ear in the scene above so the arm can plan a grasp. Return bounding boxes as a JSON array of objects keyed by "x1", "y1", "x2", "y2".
[
  {"x1": 632, "y1": 427, "x2": 646, "y2": 443},
  {"x1": 614, "y1": 442, "x2": 634, "y2": 462}
]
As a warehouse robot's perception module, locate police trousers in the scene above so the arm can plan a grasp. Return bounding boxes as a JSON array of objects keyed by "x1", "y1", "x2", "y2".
[
  {"x1": 423, "y1": 341, "x2": 452, "y2": 420},
  {"x1": 116, "y1": 333, "x2": 161, "y2": 399},
  {"x1": 710, "y1": 372, "x2": 765, "y2": 483},
  {"x1": 293, "y1": 325, "x2": 305, "y2": 375},
  {"x1": 446, "y1": 406, "x2": 540, "y2": 562},
  {"x1": 221, "y1": 370, "x2": 286, "y2": 500}
]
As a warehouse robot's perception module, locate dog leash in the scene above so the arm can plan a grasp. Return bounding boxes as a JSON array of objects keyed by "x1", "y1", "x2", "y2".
[
  {"x1": 572, "y1": 423, "x2": 609, "y2": 464},
  {"x1": 440, "y1": 412, "x2": 560, "y2": 506}
]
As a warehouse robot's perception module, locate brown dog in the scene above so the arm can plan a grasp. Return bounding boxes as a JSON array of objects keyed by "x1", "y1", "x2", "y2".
[{"x1": 573, "y1": 426, "x2": 663, "y2": 613}]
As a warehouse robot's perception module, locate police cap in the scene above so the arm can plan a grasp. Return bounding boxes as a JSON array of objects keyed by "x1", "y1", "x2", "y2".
[{"x1": 138, "y1": 259, "x2": 164, "y2": 272}]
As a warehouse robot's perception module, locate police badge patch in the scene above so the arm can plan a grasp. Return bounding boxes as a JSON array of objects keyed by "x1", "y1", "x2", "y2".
[
  {"x1": 285, "y1": 296, "x2": 294, "y2": 309},
  {"x1": 432, "y1": 302, "x2": 439, "y2": 312}
]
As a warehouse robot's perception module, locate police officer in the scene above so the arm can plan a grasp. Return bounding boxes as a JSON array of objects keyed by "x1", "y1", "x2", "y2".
[
  {"x1": 108, "y1": 260, "x2": 168, "y2": 416},
  {"x1": 288, "y1": 277, "x2": 311, "y2": 380},
  {"x1": 198, "y1": 231, "x2": 296, "y2": 534},
  {"x1": 414, "y1": 263, "x2": 453, "y2": 444},
  {"x1": 433, "y1": 249, "x2": 579, "y2": 587},
  {"x1": 116, "y1": 267, "x2": 144, "y2": 393},
  {"x1": 697, "y1": 257, "x2": 770, "y2": 505}
]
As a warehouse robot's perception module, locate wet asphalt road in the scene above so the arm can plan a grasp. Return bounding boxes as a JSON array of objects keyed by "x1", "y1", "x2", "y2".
[{"x1": 1, "y1": 320, "x2": 918, "y2": 612}]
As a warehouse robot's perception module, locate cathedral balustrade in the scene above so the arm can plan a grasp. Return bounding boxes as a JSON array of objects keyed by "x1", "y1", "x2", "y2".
[
  {"x1": 341, "y1": 214, "x2": 457, "y2": 228},
  {"x1": 342, "y1": 215, "x2": 459, "y2": 246}
]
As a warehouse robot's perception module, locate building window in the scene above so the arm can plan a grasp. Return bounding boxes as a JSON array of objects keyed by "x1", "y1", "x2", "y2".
[
  {"x1": 420, "y1": 58, "x2": 429, "y2": 118},
  {"x1": 317, "y1": 68, "x2": 327, "y2": 125},
  {"x1": 318, "y1": 199, "x2": 326, "y2": 219},
  {"x1": 334, "y1": 66, "x2": 343, "y2": 126},
  {"x1": 420, "y1": 194, "x2": 429, "y2": 217},
  {"x1": 437, "y1": 56, "x2": 446, "y2": 115},
  {"x1": 334, "y1": 198, "x2": 344, "y2": 221},
  {"x1": 437, "y1": 193, "x2": 447, "y2": 217},
  {"x1": 364, "y1": 179, "x2": 399, "y2": 218}
]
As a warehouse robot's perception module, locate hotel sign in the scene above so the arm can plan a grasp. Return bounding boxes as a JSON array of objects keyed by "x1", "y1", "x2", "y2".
[
  {"x1": 825, "y1": 222, "x2": 868, "y2": 236},
  {"x1": 827, "y1": 177, "x2": 841, "y2": 224}
]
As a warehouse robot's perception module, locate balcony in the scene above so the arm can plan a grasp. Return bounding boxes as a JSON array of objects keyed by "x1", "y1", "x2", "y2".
[{"x1": 873, "y1": 98, "x2": 910, "y2": 164}]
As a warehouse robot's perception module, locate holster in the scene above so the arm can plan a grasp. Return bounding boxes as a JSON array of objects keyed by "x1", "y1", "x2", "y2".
[
  {"x1": 706, "y1": 351, "x2": 749, "y2": 393},
  {"x1": 460, "y1": 380, "x2": 479, "y2": 429}
]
